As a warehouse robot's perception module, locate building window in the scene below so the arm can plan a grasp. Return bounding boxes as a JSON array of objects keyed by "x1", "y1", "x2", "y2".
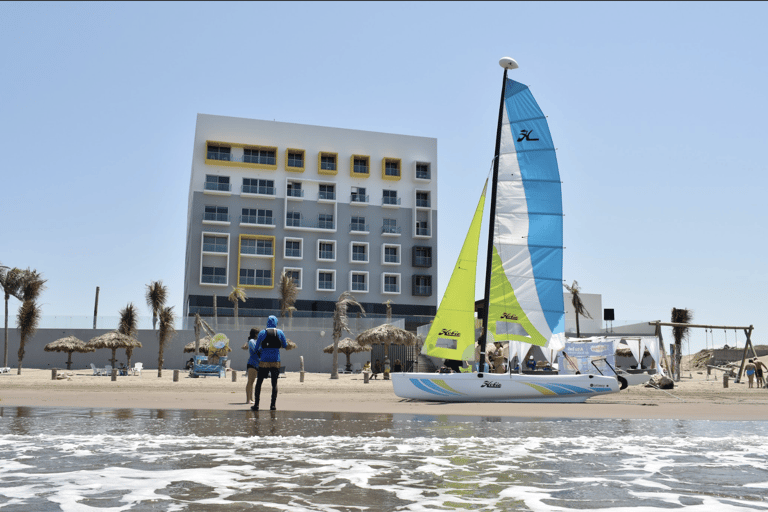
[
  {"x1": 383, "y1": 273, "x2": 400, "y2": 294},
  {"x1": 413, "y1": 275, "x2": 432, "y2": 296},
  {"x1": 351, "y1": 272, "x2": 368, "y2": 292},
  {"x1": 243, "y1": 178, "x2": 275, "y2": 195},
  {"x1": 286, "y1": 149, "x2": 305, "y2": 171},
  {"x1": 416, "y1": 221, "x2": 430, "y2": 236},
  {"x1": 286, "y1": 211, "x2": 302, "y2": 227},
  {"x1": 241, "y1": 208, "x2": 257, "y2": 224},
  {"x1": 287, "y1": 181, "x2": 303, "y2": 198},
  {"x1": 317, "y1": 270, "x2": 335, "y2": 291},
  {"x1": 318, "y1": 240, "x2": 335, "y2": 261},
  {"x1": 351, "y1": 186, "x2": 367, "y2": 203},
  {"x1": 413, "y1": 246, "x2": 432, "y2": 267},
  {"x1": 201, "y1": 266, "x2": 227, "y2": 284},
  {"x1": 202, "y1": 235, "x2": 227, "y2": 253},
  {"x1": 382, "y1": 190, "x2": 400, "y2": 206},
  {"x1": 241, "y1": 238, "x2": 273, "y2": 256},
  {"x1": 351, "y1": 243, "x2": 368, "y2": 263},
  {"x1": 383, "y1": 244, "x2": 400, "y2": 265},
  {"x1": 319, "y1": 184, "x2": 335, "y2": 201},
  {"x1": 382, "y1": 218, "x2": 400, "y2": 235},
  {"x1": 416, "y1": 162, "x2": 431, "y2": 180},
  {"x1": 207, "y1": 145, "x2": 230, "y2": 161},
  {"x1": 319, "y1": 152, "x2": 338, "y2": 175},
  {"x1": 352, "y1": 155, "x2": 370, "y2": 176},
  {"x1": 204, "y1": 205, "x2": 229, "y2": 223},
  {"x1": 205, "y1": 175, "x2": 231, "y2": 192},
  {"x1": 318, "y1": 213, "x2": 334, "y2": 230},
  {"x1": 244, "y1": 147, "x2": 276, "y2": 166},
  {"x1": 416, "y1": 191, "x2": 430, "y2": 208},
  {"x1": 240, "y1": 268, "x2": 272, "y2": 286},
  {"x1": 283, "y1": 267, "x2": 302, "y2": 289},
  {"x1": 383, "y1": 157, "x2": 401, "y2": 180},
  {"x1": 350, "y1": 216, "x2": 367, "y2": 232},
  {"x1": 257, "y1": 209, "x2": 273, "y2": 226},
  {"x1": 284, "y1": 238, "x2": 302, "y2": 259}
]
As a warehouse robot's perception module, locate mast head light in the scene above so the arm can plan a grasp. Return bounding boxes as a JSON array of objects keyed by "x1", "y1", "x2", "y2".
[{"x1": 499, "y1": 57, "x2": 519, "y2": 70}]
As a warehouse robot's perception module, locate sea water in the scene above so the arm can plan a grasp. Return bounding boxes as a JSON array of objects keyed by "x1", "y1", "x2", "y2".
[{"x1": 0, "y1": 407, "x2": 767, "y2": 511}]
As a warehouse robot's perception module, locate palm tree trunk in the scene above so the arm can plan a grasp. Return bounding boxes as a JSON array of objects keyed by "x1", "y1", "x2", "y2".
[
  {"x1": 67, "y1": 351, "x2": 73, "y2": 370},
  {"x1": 110, "y1": 348, "x2": 117, "y2": 368},
  {"x1": 331, "y1": 335, "x2": 339, "y2": 379},
  {"x1": 575, "y1": 313, "x2": 581, "y2": 338},
  {"x1": 213, "y1": 294, "x2": 218, "y2": 330},
  {"x1": 158, "y1": 345, "x2": 164, "y2": 378},
  {"x1": 234, "y1": 302, "x2": 239, "y2": 330}
]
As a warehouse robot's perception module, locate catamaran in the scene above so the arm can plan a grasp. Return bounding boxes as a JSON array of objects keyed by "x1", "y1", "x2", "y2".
[{"x1": 391, "y1": 57, "x2": 621, "y2": 403}]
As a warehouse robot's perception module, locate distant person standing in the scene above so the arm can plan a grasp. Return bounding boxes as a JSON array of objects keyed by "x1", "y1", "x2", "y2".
[
  {"x1": 251, "y1": 316, "x2": 287, "y2": 411},
  {"x1": 245, "y1": 328, "x2": 260, "y2": 404},
  {"x1": 745, "y1": 359, "x2": 756, "y2": 389},
  {"x1": 754, "y1": 358, "x2": 767, "y2": 388}
]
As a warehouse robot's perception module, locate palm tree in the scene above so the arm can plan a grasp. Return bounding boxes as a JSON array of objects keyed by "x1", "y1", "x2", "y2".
[
  {"x1": 157, "y1": 306, "x2": 176, "y2": 377},
  {"x1": 331, "y1": 291, "x2": 365, "y2": 379},
  {"x1": 1, "y1": 267, "x2": 24, "y2": 367},
  {"x1": 279, "y1": 270, "x2": 298, "y2": 317},
  {"x1": 145, "y1": 281, "x2": 167, "y2": 331},
  {"x1": 671, "y1": 307, "x2": 692, "y2": 382},
  {"x1": 227, "y1": 286, "x2": 247, "y2": 330},
  {"x1": 563, "y1": 280, "x2": 592, "y2": 337},
  {"x1": 16, "y1": 299, "x2": 41, "y2": 374},
  {"x1": 118, "y1": 303, "x2": 139, "y2": 368}
]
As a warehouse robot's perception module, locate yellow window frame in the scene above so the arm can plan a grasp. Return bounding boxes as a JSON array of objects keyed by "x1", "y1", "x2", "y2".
[
  {"x1": 205, "y1": 140, "x2": 278, "y2": 170},
  {"x1": 350, "y1": 154, "x2": 370, "y2": 178},
  {"x1": 382, "y1": 157, "x2": 402, "y2": 181},
  {"x1": 318, "y1": 151, "x2": 338, "y2": 176},
  {"x1": 285, "y1": 148, "x2": 306, "y2": 173}
]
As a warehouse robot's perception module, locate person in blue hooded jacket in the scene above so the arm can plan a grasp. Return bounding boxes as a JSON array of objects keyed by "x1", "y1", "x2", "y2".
[{"x1": 251, "y1": 315, "x2": 287, "y2": 411}]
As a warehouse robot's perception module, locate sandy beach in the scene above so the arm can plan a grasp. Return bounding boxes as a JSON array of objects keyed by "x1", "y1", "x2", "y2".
[{"x1": 2, "y1": 364, "x2": 768, "y2": 420}]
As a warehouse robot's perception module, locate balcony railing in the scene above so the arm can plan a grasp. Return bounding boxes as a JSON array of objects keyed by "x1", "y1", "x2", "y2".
[
  {"x1": 286, "y1": 188, "x2": 304, "y2": 198},
  {"x1": 318, "y1": 191, "x2": 336, "y2": 200},
  {"x1": 203, "y1": 243, "x2": 227, "y2": 253},
  {"x1": 286, "y1": 214, "x2": 335, "y2": 230},
  {"x1": 416, "y1": 226, "x2": 431, "y2": 236},
  {"x1": 382, "y1": 225, "x2": 401, "y2": 235},
  {"x1": 240, "y1": 215, "x2": 274, "y2": 226},
  {"x1": 201, "y1": 274, "x2": 226, "y2": 284},
  {"x1": 206, "y1": 152, "x2": 230, "y2": 161},
  {"x1": 351, "y1": 283, "x2": 368, "y2": 292},
  {"x1": 242, "y1": 185, "x2": 275, "y2": 195},
  {"x1": 350, "y1": 194, "x2": 369, "y2": 203},
  {"x1": 416, "y1": 168, "x2": 430, "y2": 180},
  {"x1": 243, "y1": 154, "x2": 276, "y2": 165},
  {"x1": 318, "y1": 250, "x2": 334, "y2": 260},
  {"x1": 384, "y1": 283, "x2": 400, "y2": 293},
  {"x1": 204, "y1": 182, "x2": 232, "y2": 192},
  {"x1": 382, "y1": 196, "x2": 401, "y2": 206},
  {"x1": 350, "y1": 223, "x2": 369, "y2": 232},
  {"x1": 352, "y1": 254, "x2": 367, "y2": 262},
  {"x1": 414, "y1": 256, "x2": 432, "y2": 267},
  {"x1": 240, "y1": 276, "x2": 273, "y2": 286},
  {"x1": 416, "y1": 198, "x2": 431, "y2": 207},
  {"x1": 241, "y1": 247, "x2": 274, "y2": 256},
  {"x1": 414, "y1": 285, "x2": 432, "y2": 296},
  {"x1": 203, "y1": 212, "x2": 230, "y2": 222},
  {"x1": 285, "y1": 249, "x2": 302, "y2": 258},
  {"x1": 384, "y1": 256, "x2": 400, "y2": 264}
]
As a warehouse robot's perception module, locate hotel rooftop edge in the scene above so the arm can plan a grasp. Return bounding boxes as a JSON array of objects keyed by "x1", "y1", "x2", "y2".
[{"x1": 182, "y1": 114, "x2": 439, "y2": 326}]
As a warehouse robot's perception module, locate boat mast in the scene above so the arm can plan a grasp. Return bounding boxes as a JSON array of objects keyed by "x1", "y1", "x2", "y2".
[{"x1": 478, "y1": 57, "x2": 518, "y2": 377}]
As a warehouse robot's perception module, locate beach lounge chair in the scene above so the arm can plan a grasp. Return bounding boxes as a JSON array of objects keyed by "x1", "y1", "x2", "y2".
[
  {"x1": 103, "y1": 364, "x2": 112, "y2": 376},
  {"x1": 1, "y1": 366, "x2": 11, "y2": 373},
  {"x1": 90, "y1": 363, "x2": 104, "y2": 376},
  {"x1": 132, "y1": 362, "x2": 143, "y2": 376}
]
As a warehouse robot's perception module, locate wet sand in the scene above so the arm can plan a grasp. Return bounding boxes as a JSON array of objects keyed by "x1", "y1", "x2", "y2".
[{"x1": 2, "y1": 366, "x2": 767, "y2": 420}]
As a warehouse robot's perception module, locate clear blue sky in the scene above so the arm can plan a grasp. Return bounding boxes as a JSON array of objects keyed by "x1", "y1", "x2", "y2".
[{"x1": 2, "y1": 1, "x2": 766, "y2": 353}]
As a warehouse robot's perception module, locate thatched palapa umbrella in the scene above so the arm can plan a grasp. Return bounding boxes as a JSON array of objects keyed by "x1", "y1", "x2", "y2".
[
  {"x1": 184, "y1": 335, "x2": 233, "y2": 354},
  {"x1": 356, "y1": 324, "x2": 418, "y2": 358},
  {"x1": 44, "y1": 335, "x2": 95, "y2": 370},
  {"x1": 324, "y1": 337, "x2": 371, "y2": 372},
  {"x1": 88, "y1": 331, "x2": 142, "y2": 369}
]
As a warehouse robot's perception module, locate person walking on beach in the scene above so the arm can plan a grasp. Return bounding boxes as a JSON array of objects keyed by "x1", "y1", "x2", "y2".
[
  {"x1": 245, "y1": 328, "x2": 260, "y2": 404},
  {"x1": 754, "y1": 358, "x2": 766, "y2": 388},
  {"x1": 251, "y1": 315, "x2": 287, "y2": 411},
  {"x1": 745, "y1": 359, "x2": 756, "y2": 389}
]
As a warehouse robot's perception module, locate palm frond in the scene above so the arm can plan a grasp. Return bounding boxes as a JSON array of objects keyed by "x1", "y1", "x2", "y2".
[
  {"x1": 19, "y1": 269, "x2": 46, "y2": 302},
  {"x1": 0, "y1": 268, "x2": 26, "y2": 300},
  {"x1": 158, "y1": 306, "x2": 176, "y2": 347},
  {"x1": 146, "y1": 281, "x2": 168, "y2": 330},
  {"x1": 118, "y1": 302, "x2": 139, "y2": 336},
  {"x1": 279, "y1": 271, "x2": 298, "y2": 317},
  {"x1": 228, "y1": 286, "x2": 247, "y2": 303},
  {"x1": 671, "y1": 308, "x2": 693, "y2": 344},
  {"x1": 17, "y1": 300, "x2": 41, "y2": 364},
  {"x1": 564, "y1": 280, "x2": 592, "y2": 319},
  {"x1": 333, "y1": 291, "x2": 366, "y2": 340}
]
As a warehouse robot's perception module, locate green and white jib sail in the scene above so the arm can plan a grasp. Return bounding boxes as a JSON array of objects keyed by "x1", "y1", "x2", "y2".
[
  {"x1": 488, "y1": 79, "x2": 565, "y2": 347},
  {"x1": 422, "y1": 180, "x2": 488, "y2": 361}
]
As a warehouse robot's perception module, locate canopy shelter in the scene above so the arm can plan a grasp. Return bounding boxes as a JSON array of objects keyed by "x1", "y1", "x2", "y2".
[
  {"x1": 87, "y1": 331, "x2": 142, "y2": 369},
  {"x1": 649, "y1": 321, "x2": 755, "y2": 383},
  {"x1": 559, "y1": 336, "x2": 662, "y2": 377},
  {"x1": 44, "y1": 336, "x2": 95, "y2": 370},
  {"x1": 324, "y1": 337, "x2": 371, "y2": 372},
  {"x1": 356, "y1": 324, "x2": 419, "y2": 359}
]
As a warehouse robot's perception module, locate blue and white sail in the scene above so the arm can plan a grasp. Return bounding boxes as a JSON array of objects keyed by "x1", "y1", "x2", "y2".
[{"x1": 487, "y1": 79, "x2": 565, "y2": 348}]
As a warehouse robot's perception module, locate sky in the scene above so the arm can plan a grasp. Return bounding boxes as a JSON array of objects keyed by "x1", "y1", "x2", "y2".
[{"x1": 2, "y1": 1, "x2": 766, "y2": 354}]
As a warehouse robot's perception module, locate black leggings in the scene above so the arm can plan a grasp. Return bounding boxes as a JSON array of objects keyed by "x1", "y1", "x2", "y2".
[{"x1": 254, "y1": 367, "x2": 280, "y2": 407}]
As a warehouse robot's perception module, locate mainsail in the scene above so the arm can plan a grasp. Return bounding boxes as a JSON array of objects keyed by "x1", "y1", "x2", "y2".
[
  {"x1": 421, "y1": 180, "x2": 488, "y2": 361},
  {"x1": 487, "y1": 79, "x2": 565, "y2": 347}
]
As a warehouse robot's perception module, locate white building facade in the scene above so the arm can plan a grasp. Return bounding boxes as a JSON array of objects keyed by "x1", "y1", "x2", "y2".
[{"x1": 183, "y1": 114, "x2": 438, "y2": 326}]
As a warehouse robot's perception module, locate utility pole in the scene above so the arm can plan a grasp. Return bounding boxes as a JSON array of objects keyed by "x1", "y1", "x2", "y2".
[{"x1": 93, "y1": 286, "x2": 100, "y2": 329}]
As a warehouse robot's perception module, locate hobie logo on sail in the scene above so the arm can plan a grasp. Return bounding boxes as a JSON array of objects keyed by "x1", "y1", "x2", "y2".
[
  {"x1": 481, "y1": 381, "x2": 501, "y2": 388},
  {"x1": 438, "y1": 328, "x2": 460, "y2": 337},
  {"x1": 517, "y1": 129, "x2": 539, "y2": 142},
  {"x1": 500, "y1": 312, "x2": 518, "y2": 320}
]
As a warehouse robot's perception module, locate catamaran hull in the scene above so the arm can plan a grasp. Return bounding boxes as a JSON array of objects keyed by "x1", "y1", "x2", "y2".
[{"x1": 391, "y1": 372, "x2": 620, "y2": 403}]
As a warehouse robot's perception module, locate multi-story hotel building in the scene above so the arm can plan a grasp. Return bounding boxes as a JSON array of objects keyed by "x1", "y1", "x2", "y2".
[{"x1": 183, "y1": 114, "x2": 438, "y2": 323}]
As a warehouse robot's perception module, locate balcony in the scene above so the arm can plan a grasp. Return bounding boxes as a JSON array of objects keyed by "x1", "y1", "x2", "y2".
[
  {"x1": 382, "y1": 196, "x2": 401, "y2": 207},
  {"x1": 318, "y1": 191, "x2": 336, "y2": 201},
  {"x1": 382, "y1": 225, "x2": 401, "y2": 235},
  {"x1": 416, "y1": 226, "x2": 431, "y2": 237},
  {"x1": 414, "y1": 285, "x2": 432, "y2": 296},
  {"x1": 203, "y1": 212, "x2": 230, "y2": 223},
  {"x1": 201, "y1": 275, "x2": 227, "y2": 284},
  {"x1": 202, "y1": 243, "x2": 227, "y2": 253},
  {"x1": 414, "y1": 256, "x2": 432, "y2": 267},
  {"x1": 242, "y1": 185, "x2": 276, "y2": 196},
  {"x1": 286, "y1": 188, "x2": 304, "y2": 199},
  {"x1": 416, "y1": 198, "x2": 431, "y2": 208},
  {"x1": 204, "y1": 182, "x2": 232, "y2": 193},
  {"x1": 240, "y1": 276, "x2": 273, "y2": 286},
  {"x1": 286, "y1": 215, "x2": 335, "y2": 231},
  {"x1": 349, "y1": 222, "x2": 369, "y2": 233},
  {"x1": 350, "y1": 193, "x2": 369, "y2": 204},
  {"x1": 240, "y1": 215, "x2": 275, "y2": 227}
]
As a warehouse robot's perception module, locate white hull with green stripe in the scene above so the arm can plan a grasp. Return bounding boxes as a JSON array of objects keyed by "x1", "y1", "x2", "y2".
[{"x1": 392, "y1": 372, "x2": 619, "y2": 403}]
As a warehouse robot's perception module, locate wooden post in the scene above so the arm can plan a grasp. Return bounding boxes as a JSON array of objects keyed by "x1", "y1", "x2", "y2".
[
  {"x1": 51, "y1": 368, "x2": 57, "y2": 380},
  {"x1": 723, "y1": 373, "x2": 729, "y2": 388},
  {"x1": 363, "y1": 371, "x2": 370, "y2": 384},
  {"x1": 735, "y1": 326, "x2": 755, "y2": 384},
  {"x1": 173, "y1": 369, "x2": 179, "y2": 382},
  {"x1": 231, "y1": 370, "x2": 237, "y2": 382},
  {"x1": 111, "y1": 368, "x2": 117, "y2": 381},
  {"x1": 93, "y1": 286, "x2": 100, "y2": 329}
]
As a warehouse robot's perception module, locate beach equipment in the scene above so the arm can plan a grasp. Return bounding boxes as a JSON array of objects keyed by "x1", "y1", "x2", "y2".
[
  {"x1": 87, "y1": 331, "x2": 142, "y2": 369},
  {"x1": 391, "y1": 57, "x2": 621, "y2": 402},
  {"x1": 44, "y1": 335, "x2": 95, "y2": 370},
  {"x1": 323, "y1": 337, "x2": 371, "y2": 373}
]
